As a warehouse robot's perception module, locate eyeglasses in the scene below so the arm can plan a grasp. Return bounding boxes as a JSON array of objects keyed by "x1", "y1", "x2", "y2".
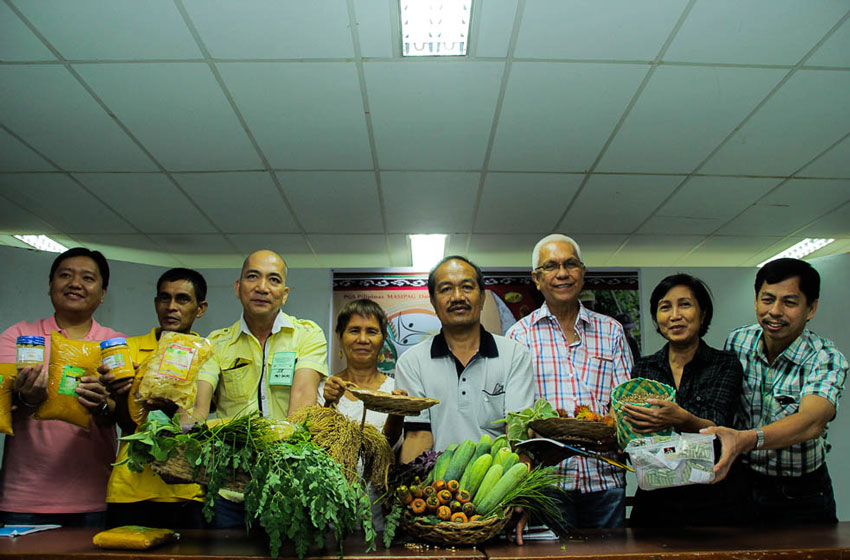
[{"x1": 534, "y1": 259, "x2": 584, "y2": 275}]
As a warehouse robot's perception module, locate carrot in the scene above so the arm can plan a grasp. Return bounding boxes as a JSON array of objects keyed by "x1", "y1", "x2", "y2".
[
  {"x1": 423, "y1": 485, "x2": 437, "y2": 498},
  {"x1": 436, "y1": 505, "x2": 452, "y2": 521},
  {"x1": 446, "y1": 479, "x2": 460, "y2": 493},
  {"x1": 469, "y1": 515, "x2": 482, "y2": 522},
  {"x1": 433, "y1": 480, "x2": 447, "y2": 493},
  {"x1": 409, "y1": 484, "x2": 423, "y2": 499},
  {"x1": 410, "y1": 498, "x2": 426, "y2": 516},
  {"x1": 396, "y1": 486, "x2": 413, "y2": 506},
  {"x1": 425, "y1": 495, "x2": 439, "y2": 514},
  {"x1": 437, "y1": 489, "x2": 453, "y2": 505},
  {"x1": 450, "y1": 512, "x2": 468, "y2": 523},
  {"x1": 456, "y1": 489, "x2": 471, "y2": 503}
]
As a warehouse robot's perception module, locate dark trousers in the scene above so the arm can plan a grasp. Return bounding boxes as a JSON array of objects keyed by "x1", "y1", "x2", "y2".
[
  {"x1": 747, "y1": 464, "x2": 837, "y2": 525},
  {"x1": 105, "y1": 500, "x2": 205, "y2": 530}
]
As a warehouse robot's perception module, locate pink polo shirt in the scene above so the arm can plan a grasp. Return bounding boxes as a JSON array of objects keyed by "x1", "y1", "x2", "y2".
[{"x1": 0, "y1": 315, "x2": 122, "y2": 514}]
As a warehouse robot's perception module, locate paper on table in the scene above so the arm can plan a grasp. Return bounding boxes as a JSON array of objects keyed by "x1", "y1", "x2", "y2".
[{"x1": 0, "y1": 524, "x2": 61, "y2": 537}]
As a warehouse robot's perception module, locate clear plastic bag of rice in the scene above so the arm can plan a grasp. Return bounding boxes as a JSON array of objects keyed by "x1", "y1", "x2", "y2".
[
  {"x1": 136, "y1": 331, "x2": 214, "y2": 411},
  {"x1": 625, "y1": 432, "x2": 716, "y2": 491}
]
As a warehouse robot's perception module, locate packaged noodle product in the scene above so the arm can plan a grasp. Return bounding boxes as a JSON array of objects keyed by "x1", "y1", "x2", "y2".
[
  {"x1": 127, "y1": 372, "x2": 148, "y2": 425},
  {"x1": 92, "y1": 525, "x2": 178, "y2": 550},
  {"x1": 137, "y1": 331, "x2": 214, "y2": 411},
  {"x1": 34, "y1": 331, "x2": 101, "y2": 429},
  {"x1": 0, "y1": 363, "x2": 18, "y2": 435}
]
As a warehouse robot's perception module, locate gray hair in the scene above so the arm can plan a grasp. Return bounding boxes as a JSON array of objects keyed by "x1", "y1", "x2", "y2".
[{"x1": 531, "y1": 234, "x2": 583, "y2": 269}]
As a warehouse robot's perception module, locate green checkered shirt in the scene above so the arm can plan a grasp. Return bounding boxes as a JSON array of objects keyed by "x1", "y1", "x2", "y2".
[{"x1": 725, "y1": 324, "x2": 847, "y2": 477}]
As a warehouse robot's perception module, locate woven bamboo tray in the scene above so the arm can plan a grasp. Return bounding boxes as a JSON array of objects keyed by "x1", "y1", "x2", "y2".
[
  {"x1": 529, "y1": 418, "x2": 617, "y2": 450},
  {"x1": 347, "y1": 388, "x2": 439, "y2": 416},
  {"x1": 151, "y1": 451, "x2": 251, "y2": 493},
  {"x1": 401, "y1": 508, "x2": 512, "y2": 546}
]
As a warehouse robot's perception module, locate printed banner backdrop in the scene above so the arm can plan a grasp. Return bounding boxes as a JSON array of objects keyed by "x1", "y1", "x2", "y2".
[{"x1": 330, "y1": 270, "x2": 640, "y2": 376}]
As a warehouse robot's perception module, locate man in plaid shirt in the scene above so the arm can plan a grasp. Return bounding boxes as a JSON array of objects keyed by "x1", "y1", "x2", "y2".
[
  {"x1": 705, "y1": 258, "x2": 847, "y2": 525},
  {"x1": 507, "y1": 234, "x2": 633, "y2": 529}
]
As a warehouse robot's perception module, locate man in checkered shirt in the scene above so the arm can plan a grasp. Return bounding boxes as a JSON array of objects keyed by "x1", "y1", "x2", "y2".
[
  {"x1": 705, "y1": 258, "x2": 847, "y2": 525},
  {"x1": 507, "y1": 234, "x2": 633, "y2": 529}
]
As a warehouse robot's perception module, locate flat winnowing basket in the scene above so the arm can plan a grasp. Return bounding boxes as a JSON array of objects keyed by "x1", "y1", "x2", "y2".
[
  {"x1": 528, "y1": 418, "x2": 617, "y2": 451},
  {"x1": 611, "y1": 378, "x2": 676, "y2": 449},
  {"x1": 402, "y1": 508, "x2": 512, "y2": 546},
  {"x1": 347, "y1": 388, "x2": 439, "y2": 416},
  {"x1": 151, "y1": 450, "x2": 251, "y2": 493}
]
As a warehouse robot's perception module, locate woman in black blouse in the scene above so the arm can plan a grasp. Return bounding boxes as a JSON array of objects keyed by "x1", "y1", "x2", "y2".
[{"x1": 625, "y1": 273, "x2": 745, "y2": 527}]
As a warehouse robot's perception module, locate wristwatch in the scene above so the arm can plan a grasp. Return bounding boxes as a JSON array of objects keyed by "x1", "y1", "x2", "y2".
[
  {"x1": 753, "y1": 428, "x2": 765, "y2": 450},
  {"x1": 96, "y1": 401, "x2": 110, "y2": 416}
]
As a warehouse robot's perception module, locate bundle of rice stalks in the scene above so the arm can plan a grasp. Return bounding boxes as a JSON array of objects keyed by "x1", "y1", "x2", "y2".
[{"x1": 289, "y1": 405, "x2": 394, "y2": 487}]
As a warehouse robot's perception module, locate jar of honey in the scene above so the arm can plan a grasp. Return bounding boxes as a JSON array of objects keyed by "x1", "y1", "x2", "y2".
[
  {"x1": 100, "y1": 338, "x2": 135, "y2": 380},
  {"x1": 16, "y1": 336, "x2": 45, "y2": 369}
]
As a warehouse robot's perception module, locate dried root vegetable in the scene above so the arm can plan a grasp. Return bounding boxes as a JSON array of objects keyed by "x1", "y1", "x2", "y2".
[
  {"x1": 288, "y1": 405, "x2": 394, "y2": 487},
  {"x1": 136, "y1": 331, "x2": 214, "y2": 411},
  {"x1": 34, "y1": 331, "x2": 100, "y2": 429}
]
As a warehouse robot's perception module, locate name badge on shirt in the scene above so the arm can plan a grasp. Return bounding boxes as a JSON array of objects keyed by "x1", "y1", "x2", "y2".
[{"x1": 269, "y1": 352, "x2": 296, "y2": 386}]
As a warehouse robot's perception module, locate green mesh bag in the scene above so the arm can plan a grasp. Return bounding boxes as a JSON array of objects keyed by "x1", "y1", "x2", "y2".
[{"x1": 611, "y1": 378, "x2": 676, "y2": 449}]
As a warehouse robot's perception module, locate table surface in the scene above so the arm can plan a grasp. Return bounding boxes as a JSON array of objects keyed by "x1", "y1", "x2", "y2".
[{"x1": 1, "y1": 523, "x2": 848, "y2": 560}]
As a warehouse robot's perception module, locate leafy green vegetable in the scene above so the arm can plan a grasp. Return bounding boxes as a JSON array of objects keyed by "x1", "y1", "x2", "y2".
[{"x1": 494, "y1": 398, "x2": 558, "y2": 442}]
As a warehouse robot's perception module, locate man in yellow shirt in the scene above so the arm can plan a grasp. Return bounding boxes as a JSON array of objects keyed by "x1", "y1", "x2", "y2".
[
  {"x1": 201, "y1": 249, "x2": 328, "y2": 528},
  {"x1": 105, "y1": 268, "x2": 212, "y2": 529}
]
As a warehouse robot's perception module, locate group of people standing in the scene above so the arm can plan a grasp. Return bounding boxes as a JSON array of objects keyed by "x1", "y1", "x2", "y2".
[{"x1": 0, "y1": 234, "x2": 846, "y2": 539}]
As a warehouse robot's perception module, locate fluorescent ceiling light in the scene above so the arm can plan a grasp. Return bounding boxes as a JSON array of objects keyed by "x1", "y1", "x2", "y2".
[
  {"x1": 410, "y1": 234, "x2": 447, "y2": 270},
  {"x1": 13, "y1": 234, "x2": 69, "y2": 253},
  {"x1": 400, "y1": 0, "x2": 471, "y2": 57},
  {"x1": 757, "y1": 238, "x2": 835, "y2": 268}
]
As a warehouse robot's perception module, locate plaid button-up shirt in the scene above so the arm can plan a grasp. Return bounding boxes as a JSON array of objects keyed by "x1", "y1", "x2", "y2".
[
  {"x1": 507, "y1": 302, "x2": 633, "y2": 493},
  {"x1": 725, "y1": 324, "x2": 848, "y2": 477}
]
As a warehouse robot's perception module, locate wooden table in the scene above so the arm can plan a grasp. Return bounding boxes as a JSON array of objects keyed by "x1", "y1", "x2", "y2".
[{"x1": 1, "y1": 524, "x2": 848, "y2": 559}]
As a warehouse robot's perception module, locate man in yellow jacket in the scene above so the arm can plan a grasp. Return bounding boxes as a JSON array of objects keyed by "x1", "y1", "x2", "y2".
[{"x1": 105, "y1": 268, "x2": 213, "y2": 529}]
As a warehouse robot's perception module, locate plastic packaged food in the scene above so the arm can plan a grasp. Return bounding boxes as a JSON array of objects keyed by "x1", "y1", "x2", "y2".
[
  {"x1": 34, "y1": 331, "x2": 101, "y2": 429},
  {"x1": 92, "y1": 525, "x2": 179, "y2": 549},
  {"x1": 625, "y1": 432, "x2": 716, "y2": 491},
  {"x1": 137, "y1": 331, "x2": 214, "y2": 411},
  {"x1": 0, "y1": 363, "x2": 18, "y2": 435},
  {"x1": 16, "y1": 335, "x2": 45, "y2": 369},
  {"x1": 100, "y1": 337, "x2": 135, "y2": 380}
]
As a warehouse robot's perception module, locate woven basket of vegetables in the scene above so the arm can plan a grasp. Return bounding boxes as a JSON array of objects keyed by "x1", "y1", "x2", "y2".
[
  {"x1": 151, "y1": 450, "x2": 251, "y2": 493},
  {"x1": 401, "y1": 506, "x2": 512, "y2": 546},
  {"x1": 612, "y1": 378, "x2": 676, "y2": 448}
]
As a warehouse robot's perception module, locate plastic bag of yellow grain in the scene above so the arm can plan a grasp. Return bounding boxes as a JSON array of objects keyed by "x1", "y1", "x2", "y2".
[
  {"x1": 136, "y1": 331, "x2": 214, "y2": 412},
  {"x1": 93, "y1": 525, "x2": 178, "y2": 549},
  {"x1": 34, "y1": 332, "x2": 100, "y2": 429},
  {"x1": 0, "y1": 364, "x2": 18, "y2": 435}
]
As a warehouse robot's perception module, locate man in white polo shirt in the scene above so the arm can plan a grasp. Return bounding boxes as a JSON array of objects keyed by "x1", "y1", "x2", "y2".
[{"x1": 396, "y1": 256, "x2": 535, "y2": 463}]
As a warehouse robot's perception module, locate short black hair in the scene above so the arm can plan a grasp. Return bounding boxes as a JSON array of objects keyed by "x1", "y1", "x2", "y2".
[
  {"x1": 156, "y1": 268, "x2": 207, "y2": 302},
  {"x1": 649, "y1": 273, "x2": 714, "y2": 337},
  {"x1": 427, "y1": 255, "x2": 485, "y2": 298},
  {"x1": 335, "y1": 298, "x2": 388, "y2": 341},
  {"x1": 49, "y1": 247, "x2": 110, "y2": 290},
  {"x1": 755, "y1": 258, "x2": 820, "y2": 305}
]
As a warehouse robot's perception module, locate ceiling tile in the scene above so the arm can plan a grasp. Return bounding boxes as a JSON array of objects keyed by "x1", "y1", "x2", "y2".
[
  {"x1": 0, "y1": 66, "x2": 156, "y2": 171},
  {"x1": 0, "y1": 173, "x2": 134, "y2": 233},
  {"x1": 560, "y1": 174, "x2": 683, "y2": 233},
  {"x1": 75, "y1": 173, "x2": 217, "y2": 233},
  {"x1": 445, "y1": 234, "x2": 470, "y2": 258},
  {"x1": 664, "y1": 0, "x2": 848, "y2": 65},
  {"x1": 0, "y1": 129, "x2": 55, "y2": 171},
  {"x1": 598, "y1": 66, "x2": 784, "y2": 173},
  {"x1": 570, "y1": 234, "x2": 630, "y2": 265},
  {"x1": 716, "y1": 178, "x2": 850, "y2": 236},
  {"x1": 0, "y1": 192, "x2": 56, "y2": 233},
  {"x1": 353, "y1": 0, "x2": 394, "y2": 58},
  {"x1": 807, "y1": 17, "x2": 850, "y2": 68},
  {"x1": 516, "y1": 0, "x2": 686, "y2": 60},
  {"x1": 219, "y1": 62, "x2": 372, "y2": 169},
  {"x1": 382, "y1": 172, "x2": 479, "y2": 233},
  {"x1": 183, "y1": 0, "x2": 353, "y2": 59},
  {"x1": 226, "y1": 233, "x2": 318, "y2": 266},
  {"x1": 0, "y1": 2, "x2": 56, "y2": 61},
  {"x1": 702, "y1": 70, "x2": 850, "y2": 176},
  {"x1": 467, "y1": 234, "x2": 548, "y2": 267},
  {"x1": 387, "y1": 234, "x2": 411, "y2": 267},
  {"x1": 799, "y1": 202, "x2": 850, "y2": 237},
  {"x1": 309, "y1": 234, "x2": 390, "y2": 268},
  {"x1": 76, "y1": 63, "x2": 262, "y2": 171},
  {"x1": 800, "y1": 135, "x2": 850, "y2": 178},
  {"x1": 607, "y1": 234, "x2": 704, "y2": 266},
  {"x1": 366, "y1": 61, "x2": 504, "y2": 169},
  {"x1": 675, "y1": 235, "x2": 784, "y2": 267},
  {"x1": 176, "y1": 172, "x2": 299, "y2": 233},
  {"x1": 658, "y1": 176, "x2": 781, "y2": 220},
  {"x1": 280, "y1": 171, "x2": 381, "y2": 233},
  {"x1": 16, "y1": 0, "x2": 200, "y2": 60},
  {"x1": 490, "y1": 62, "x2": 648, "y2": 171},
  {"x1": 67, "y1": 234, "x2": 184, "y2": 267},
  {"x1": 475, "y1": 0, "x2": 518, "y2": 58},
  {"x1": 148, "y1": 233, "x2": 231, "y2": 255},
  {"x1": 638, "y1": 215, "x2": 723, "y2": 235},
  {"x1": 475, "y1": 173, "x2": 583, "y2": 233}
]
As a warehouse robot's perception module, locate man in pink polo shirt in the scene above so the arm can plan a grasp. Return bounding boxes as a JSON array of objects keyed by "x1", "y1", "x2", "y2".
[{"x1": 0, "y1": 247, "x2": 123, "y2": 528}]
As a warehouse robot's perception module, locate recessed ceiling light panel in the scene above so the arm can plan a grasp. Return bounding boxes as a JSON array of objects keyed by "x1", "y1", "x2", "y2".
[
  {"x1": 13, "y1": 234, "x2": 69, "y2": 253},
  {"x1": 400, "y1": 0, "x2": 471, "y2": 57},
  {"x1": 757, "y1": 238, "x2": 835, "y2": 268}
]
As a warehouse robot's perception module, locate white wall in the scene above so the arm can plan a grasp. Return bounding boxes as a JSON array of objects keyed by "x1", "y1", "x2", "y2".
[{"x1": 1, "y1": 246, "x2": 847, "y2": 519}]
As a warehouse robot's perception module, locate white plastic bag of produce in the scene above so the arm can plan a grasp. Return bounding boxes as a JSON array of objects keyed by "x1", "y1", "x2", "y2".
[{"x1": 625, "y1": 432, "x2": 716, "y2": 491}]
